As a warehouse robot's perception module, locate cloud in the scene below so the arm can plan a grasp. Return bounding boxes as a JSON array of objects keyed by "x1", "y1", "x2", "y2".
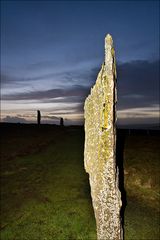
[
  {"x1": 16, "y1": 113, "x2": 34, "y2": 118},
  {"x1": 26, "y1": 60, "x2": 58, "y2": 70},
  {"x1": 1, "y1": 73, "x2": 25, "y2": 87},
  {"x1": 2, "y1": 85, "x2": 89, "y2": 101},
  {"x1": 118, "y1": 105, "x2": 159, "y2": 118},
  {"x1": 117, "y1": 105, "x2": 159, "y2": 125},
  {"x1": 1, "y1": 59, "x2": 100, "y2": 90},
  {"x1": 42, "y1": 103, "x2": 84, "y2": 116},
  {"x1": 1, "y1": 115, "x2": 28, "y2": 123},
  {"x1": 117, "y1": 60, "x2": 159, "y2": 110},
  {"x1": 1, "y1": 59, "x2": 159, "y2": 125},
  {"x1": 0, "y1": 72, "x2": 55, "y2": 86},
  {"x1": 42, "y1": 115, "x2": 60, "y2": 120},
  {"x1": 24, "y1": 65, "x2": 100, "y2": 84},
  {"x1": 41, "y1": 96, "x2": 86, "y2": 104},
  {"x1": 2, "y1": 59, "x2": 158, "y2": 103},
  {"x1": 122, "y1": 94, "x2": 145, "y2": 99}
]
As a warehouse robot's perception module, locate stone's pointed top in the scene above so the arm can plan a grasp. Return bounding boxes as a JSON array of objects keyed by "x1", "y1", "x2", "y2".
[
  {"x1": 104, "y1": 34, "x2": 115, "y2": 75},
  {"x1": 105, "y1": 33, "x2": 112, "y2": 40},
  {"x1": 105, "y1": 34, "x2": 113, "y2": 47}
]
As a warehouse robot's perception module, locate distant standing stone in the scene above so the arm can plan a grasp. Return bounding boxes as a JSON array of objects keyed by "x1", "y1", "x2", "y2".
[
  {"x1": 84, "y1": 34, "x2": 122, "y2": 240},
  {"x1": 37, "y1": 110, "x2": 41, "y2": 125},
  {"x1": 60, "y1": 117, "x2": 64, "y2": 127}
]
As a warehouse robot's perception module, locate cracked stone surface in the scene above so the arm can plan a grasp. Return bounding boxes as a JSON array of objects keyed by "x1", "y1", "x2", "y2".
[{"x1": 84, "y1": 34, "x2": 122, "y2": 240}]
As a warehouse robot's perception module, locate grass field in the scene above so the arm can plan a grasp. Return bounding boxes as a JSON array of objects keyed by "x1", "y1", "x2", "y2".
[{"x1": 0, "y1": 124, "x2": 160, "y2": 240}]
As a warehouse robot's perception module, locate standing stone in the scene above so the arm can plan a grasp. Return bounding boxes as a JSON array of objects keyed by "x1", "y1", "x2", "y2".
[
  {"x1": 84, "y1": 34, "x2": 122, "y2": 240},
  {"x1": 60, "y1": 117, "x2": 64, "y2": 127},
  {"x1": 37, "y1": 110, "x2": 41, "y2": 125}
]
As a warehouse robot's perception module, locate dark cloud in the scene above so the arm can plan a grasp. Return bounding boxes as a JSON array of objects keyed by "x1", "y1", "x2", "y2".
[
  {"x1": 1, "y1": 72, "x2": 55, "y2": 85},
  {"x1": 117, "y1": 116, "x2": 159, "y2": 126},
  {"x1": 1, "y1": 73, "x2": 24, "y2": 87},
  {"x1": 2, "y1": 60, "x2": 159, "y2": 119},
  {"x1": 1, "y1": 64, "x2": 100, "y2": 87},
  {"x1": 2, "y1": 85, "x2": 90, "y2": 101},
  {"x1": 43, "y1": 115, "x2": 60, "y2": 120},
  {"x1": 25, "y1": 66, "x2": 100, "y2": 84},
  {"x1": 42, "y1": 104, "x2": 84, "y2": 116},
  {"x1": 2, "y1": 115, "x2": 28, "y2": 123},
  {"x1": 43, "y1": 96, "x2": 86, "y2": 104},
  {"x1": 117, "y1": 60, "x2": 159, "y2": 110},
  {"x1": 55, "y1": 67, "x2": 100, "y2": 84},
  {"x1": 26, "y1": 60, "x2": 58, "y2": 70}
]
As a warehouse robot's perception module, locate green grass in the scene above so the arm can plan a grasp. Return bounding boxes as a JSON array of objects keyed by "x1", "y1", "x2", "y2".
[
  {"x1": 0, "y1": 125, "x2": 160, "y2": 239},
  {"x1": 124, "y1": 135, "x2": 160, "y2": 239},
  {"x1": 1, "y1": 126, "x2": 96, "y2": 240}
]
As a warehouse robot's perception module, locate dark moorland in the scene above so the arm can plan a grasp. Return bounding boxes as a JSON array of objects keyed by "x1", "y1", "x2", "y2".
[{"x1": 0, "y1": 123, "x2": 160, "y2": 240}]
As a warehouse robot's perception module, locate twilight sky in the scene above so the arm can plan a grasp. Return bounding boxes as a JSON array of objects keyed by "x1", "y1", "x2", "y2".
[{"x1": 1, "y1": 0, "x2": 159, "y2": 125}]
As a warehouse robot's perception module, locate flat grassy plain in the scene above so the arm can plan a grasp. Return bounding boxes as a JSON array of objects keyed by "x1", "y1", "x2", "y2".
[{"x1": 0, "y1": 124, "x2": 160, "y2": 240}]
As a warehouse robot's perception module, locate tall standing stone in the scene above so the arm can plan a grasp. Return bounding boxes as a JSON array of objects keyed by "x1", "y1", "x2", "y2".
[{"x1": 84, "y1": 34, "x2": 122, "y2": 240}]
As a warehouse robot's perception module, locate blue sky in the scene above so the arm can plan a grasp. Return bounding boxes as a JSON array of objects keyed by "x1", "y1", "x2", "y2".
[{"x1": 1, "y1": 0, "x2": 159, "y2": 125}]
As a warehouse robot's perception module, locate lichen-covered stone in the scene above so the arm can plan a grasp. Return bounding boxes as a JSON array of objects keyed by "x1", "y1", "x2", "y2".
[{"x1": 84, "y1": 34, "x2": 122, "y2": 240}]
